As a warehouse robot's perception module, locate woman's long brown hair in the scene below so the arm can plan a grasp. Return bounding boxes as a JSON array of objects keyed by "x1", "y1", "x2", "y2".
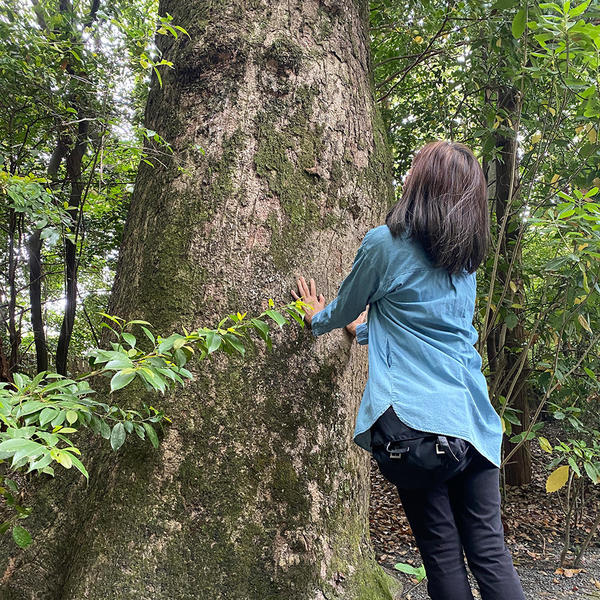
[{"x1": 385, "y1": 140, "x2": 490, "y2": 275}]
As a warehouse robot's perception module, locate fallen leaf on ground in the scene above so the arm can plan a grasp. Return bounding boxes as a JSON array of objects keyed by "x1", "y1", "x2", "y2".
[{"x1": 555, "y1": 567, "x2": 583, "y2": 578}]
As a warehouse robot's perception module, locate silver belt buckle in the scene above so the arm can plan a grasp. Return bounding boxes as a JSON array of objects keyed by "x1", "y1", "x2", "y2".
[{"x1": 386, "y1": 441, "x2": 408, "y2": 460}]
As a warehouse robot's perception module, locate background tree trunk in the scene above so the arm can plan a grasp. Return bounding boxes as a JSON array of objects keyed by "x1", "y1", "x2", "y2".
[
  {"x1": 489, "y1": 85, "x2": 532, "y2": 486},
  {"x1": 1, "y1": 1, "x2": 400, "y2": 598}
]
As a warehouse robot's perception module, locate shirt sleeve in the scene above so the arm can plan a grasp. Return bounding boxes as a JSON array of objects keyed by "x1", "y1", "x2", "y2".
[
  {"x1": 310, "y1": 229, "x2": 387, "y2": 338},
  {"x1": 355, "y1": 322, "x2": 368, "y2": 345}
]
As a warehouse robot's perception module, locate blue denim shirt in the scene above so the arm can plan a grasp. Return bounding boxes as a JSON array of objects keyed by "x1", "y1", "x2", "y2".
[{"x1": 310, "y1": 225, "x2": 503, "y2": 468}]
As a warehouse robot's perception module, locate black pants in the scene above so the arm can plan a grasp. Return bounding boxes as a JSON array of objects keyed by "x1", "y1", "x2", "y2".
[{"x1": 378, "y1": 444, "x2": 526, "y2": 600}]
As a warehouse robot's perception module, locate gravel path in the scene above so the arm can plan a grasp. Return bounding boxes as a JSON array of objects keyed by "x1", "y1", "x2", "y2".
[{"x1": 376, "y1": 538, "x2": 600, "y2": 599}]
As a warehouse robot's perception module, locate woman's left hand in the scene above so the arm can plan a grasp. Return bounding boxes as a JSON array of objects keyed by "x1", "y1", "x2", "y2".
[
  {"x1": 291, "y1": 276, "x2": 326, "y2": 326},
  {"x1": 345, "y1": 308, "x2": 368, "y2": 337}
]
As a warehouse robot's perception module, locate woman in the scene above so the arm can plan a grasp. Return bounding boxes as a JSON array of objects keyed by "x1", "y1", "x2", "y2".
[{"x1": 291, "y1": 140, "x2": 525, "y2": 600}]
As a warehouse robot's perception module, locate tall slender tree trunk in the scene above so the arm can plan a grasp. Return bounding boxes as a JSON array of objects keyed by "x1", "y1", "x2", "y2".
[
  {"x1": 55, "y1": 0, "x2": 97, "y2": 376},
  {"x1": 0, "y1": 1, "x2": 400, "y2": 598},
  {"x1": 28, "y1": 229, "x2": 47, "y2": 373},
  {"x1": 28, "y1": 121, "x2": 70, "y2": 375},
  {"x1": 55, "y1": 115, "x2": 88, "y2": 376},
  {"x1": 490, "y1": 85, "x2": 532, "y2": 486}
]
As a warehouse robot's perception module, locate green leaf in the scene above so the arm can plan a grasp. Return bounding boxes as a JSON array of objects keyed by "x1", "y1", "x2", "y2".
[
  {"x1": 584, "y1": 461, "x2": 599, "y2": 483},
  {"x1": 98, "y1": 313, "x2": 125, "y2": 326},
  {"x1": 265, "y1": 309, "x2": 288, "y2": 328},
  {"x1": 12, "y1": 526, "x2": 32, "y2": 549},
  {"x1": 39, "y1": 407, "x2": 58, "y2": 427},
  {"x1": 539, "y1": 2, "x2": 563, "y2": 12},
  {"x1": 143, "y1": 422, "x2": 159, "y2": 449},
  {"x1": 66, "y1": 452, "x2": 89, "y2": 479},
  {"x1": 100, "y1": 420, "x2": 111, "y2": 440},
  {"x1": 492, "y1": 0, "x2": 517, "y2": 8},
  {"x1": 569, "y1": 0, "x2": 590, "y2": 17},
  {"x1": 504, "y1": 312, "x2": 518, "y2": 330},
  {"x1": 17, "y1": 400, "x2": 47, "y2": 417},
  {"x1": 4, "y1": 426, "x2": 35, "y2": 439},
  {"x1": 12, "y1": 373, "x2": 26, "y2": 390},
  {"x1": 539, "y1": 436, "x2": 553, "y2": 453},
  {"x1": 36, "y1": 432, "x2": 58, "y2": 446},
  {"x1": 503, "y1": 411, "x2": 521, "y2": 426},
  {"x1": 250, "y1": 319, "x2": 270, "y2": 343},
  {"x1": 153, "y1": 65, "x2": 163, "y2": 88},
  {"x1": 66, "y1": 410, "x2": 78, "y2": 425},
  {"x1": 27, "y1": 452, "x2": 53, "y2": 473},
  {"x1": 205, "y1": 331, "x2": 222, "y2": 354},
  {"x1": 110, "y1": 422, "x2": 126, "y2": 451},
  {"x1": 173, "y1": 337, "x2": 187, "y2": 351},
  {"x1": 223, "y1": 333, "x2": 246, "y2": 356},
  {"x1": 558, "y1": 208, "x2": 575, "y2": 219},
  {"x1": 141, "y1": 326, "x2": 155, "y2": 344},
  {"x1": 0, "y1": 438, "x2": 45, "y2": 455},
  {"x1": 568, "y1": 455, "x2": 581, "y2": 477},
  {"x1": 543, "y1": 256, "x2": 570, "y2": 271},
  {"x1": 510, "y1": 432, "x2": 525, "y2": 444},
  {"x1": 110, "y1": 370, "x2": 136, "y2": 392},
  {"x1": 4, "y1": 478, "x2": 18, "y2": 493},
  {"x1": 122, "y1": 333, "x2": 136, "y2": 349},
  {"x1": 512, "y1": 8, "x2": 527, "y2": 38},
  {"x1": 105, "y1": 357, "x2": 134, "y2": 370},
  {"x1": 285, "y1": 308, "x2": 305, "y2": 327},
  {"x1": 158, "y1": 334, "x2": 180, "y2": 353},
  {"x1": 394, "y1": 562, "x2": 427, "y2": 581},
  {"x1": 140, "y1": 369, "x2": 166, "y2": 393}
]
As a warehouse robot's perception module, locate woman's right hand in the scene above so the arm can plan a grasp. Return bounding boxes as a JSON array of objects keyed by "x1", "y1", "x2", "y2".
[{"x1": 291, "y1": 276, "x2": 326, "y2": 326}]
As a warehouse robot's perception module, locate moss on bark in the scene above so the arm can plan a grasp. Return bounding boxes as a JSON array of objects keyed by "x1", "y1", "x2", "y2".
[{"x1": 0, "y1": 0, "x2": 401, "y2": 598}]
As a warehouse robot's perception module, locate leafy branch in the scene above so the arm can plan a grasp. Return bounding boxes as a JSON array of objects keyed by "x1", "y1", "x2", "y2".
[{"x1": 0, "y1": 298, "x2": 310, "y2": 547}]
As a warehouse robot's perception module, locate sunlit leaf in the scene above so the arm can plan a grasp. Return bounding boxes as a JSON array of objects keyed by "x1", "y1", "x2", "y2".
[{"x1": 546, "y1": 465, "x2": 570, "y2": 493}]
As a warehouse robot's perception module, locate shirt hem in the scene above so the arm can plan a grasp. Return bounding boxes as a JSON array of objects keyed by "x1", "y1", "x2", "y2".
[{"x1": 353, "y1": 403, "x2": 501, "y2": 469}]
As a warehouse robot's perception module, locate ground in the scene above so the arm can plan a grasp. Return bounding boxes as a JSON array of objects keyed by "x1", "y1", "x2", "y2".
[{"x1": 369, "y1": 420, "x2": 600, "y2": 599}]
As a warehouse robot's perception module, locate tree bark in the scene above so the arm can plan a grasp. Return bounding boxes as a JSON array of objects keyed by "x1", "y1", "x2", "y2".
[{"x1": 0, "y1": 0, "x2": 399, "y2": 598}]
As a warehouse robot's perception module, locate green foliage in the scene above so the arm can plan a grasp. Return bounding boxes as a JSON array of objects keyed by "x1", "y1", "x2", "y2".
[
  {"x1": 0, "y1": 0, "x2": 186, "y2": 376},
  {"x1": 0, "y1": 299, "x2": 309, "y2": 548},
  {"x1": 544, "y1": 402, "x2": 600, "y2": 485},
  {"x1": 536, "y1": 400, "x2": 600, "y2": 564},
  {"x1": 393, "y1": 561, "x2": 427, "y2": 583},
  {"x1": 0, "y1": 171, "x2": 72, "y2": 245},
  {"x1": 371, "y1": 0, "x2": 599, "y2": 567}
]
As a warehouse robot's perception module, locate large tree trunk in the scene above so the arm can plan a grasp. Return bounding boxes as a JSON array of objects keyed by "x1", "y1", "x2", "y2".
[{"x1": 0, "y1": 1, "x2": 399, "y2": 598}]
